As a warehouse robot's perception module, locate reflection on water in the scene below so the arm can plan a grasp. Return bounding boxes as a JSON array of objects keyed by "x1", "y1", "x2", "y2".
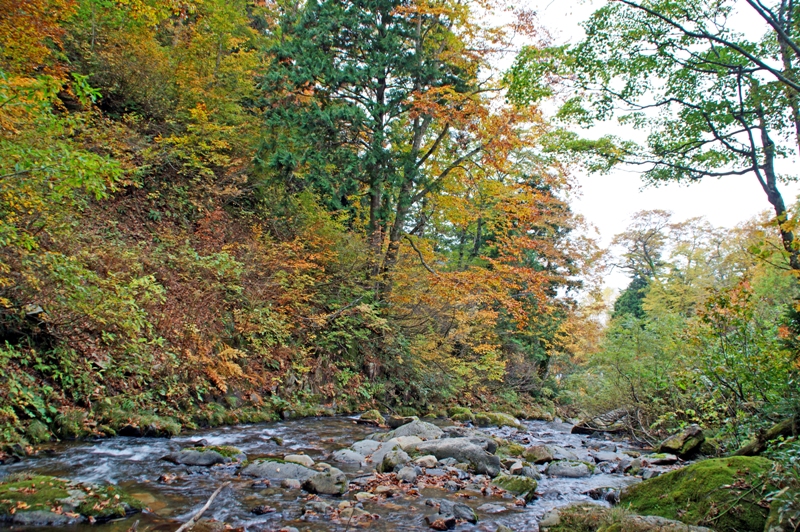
[{"x1": 0, "y1": 417, "x2": 641, "y2": 532}]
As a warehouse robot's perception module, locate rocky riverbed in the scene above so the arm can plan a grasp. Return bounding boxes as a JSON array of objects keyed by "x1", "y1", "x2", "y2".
[{"x1": 0, "y1": 415, "x2": 694, "y2": 532}]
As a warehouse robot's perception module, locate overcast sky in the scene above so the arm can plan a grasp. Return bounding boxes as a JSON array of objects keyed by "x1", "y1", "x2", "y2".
[{"x1": 524, "y1": 0, "x2": 800, "y2": 290}]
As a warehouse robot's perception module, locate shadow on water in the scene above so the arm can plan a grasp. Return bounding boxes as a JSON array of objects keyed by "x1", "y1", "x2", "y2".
[{"x1": 0, "y1": 417, "x2": 642, "y2": 532}]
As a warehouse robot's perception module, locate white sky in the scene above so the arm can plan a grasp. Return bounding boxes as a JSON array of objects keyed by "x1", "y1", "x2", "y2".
[{"x1": 524, "y1": 0, "x2": 800, "y2": 290}]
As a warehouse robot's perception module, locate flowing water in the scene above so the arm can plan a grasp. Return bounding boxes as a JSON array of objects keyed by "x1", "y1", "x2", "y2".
[{"x1": 0, "y1": 417, "x2": 644, "y2": 532}]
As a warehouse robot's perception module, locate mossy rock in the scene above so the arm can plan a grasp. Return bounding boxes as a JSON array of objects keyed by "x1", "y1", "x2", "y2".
[
  {"x1": 492, "y1": 474, "x2": 537, "y2": 502},
  {"x1": 0, "y1": 474, "x2": 144, "y2": 523},
  {"x1": 203, "y1": 445, "x2": 245, "y2": 460},
  {"x1": 497, "y1": 443, "x2": 525, "y2": 458},
  {"x1": 621, "y1": 456, "x2": 775, "y2": 531},
  {"x1": 540, "y1": 503, "x2": 714, "y2": 532},
  {"x1": 474, "y1": 412, "x2": 522, "y2": 428},
  {"x1": 448, "y1": 406, "x2": 472, "y2": 416},
  {"x1": 360, "y1": 410, "x2": 385, "y2": 424}
]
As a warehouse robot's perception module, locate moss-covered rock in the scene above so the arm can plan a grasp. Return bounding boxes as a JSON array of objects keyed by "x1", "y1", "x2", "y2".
[
  {"x1": 621, "y1": 456, "x2": 775, "y2": 532},
  {"x1": 492, "y1": 474, "x2": 537, "y2": 502},
  {"x1": 0, "y1": 474, "x2": 144, "y2": 524},
  {"x1": 656, "y1": 425, "x2": 704, "y2": 459},
  {"x1": 473, "y1": 412, "x2": 522, "y2": 429},
  {"x1": 360, "y1": 410, "x2": 385, "y2": 424},
  {"x1": 539, "y1": 503, "x2": 714, "y2": 532},
  {"x1": 448, "y1": 406, "x2": 475, "y2": 422},
  {"x1": 497, "y1": 442, "x2": 525, "y2": 458}
]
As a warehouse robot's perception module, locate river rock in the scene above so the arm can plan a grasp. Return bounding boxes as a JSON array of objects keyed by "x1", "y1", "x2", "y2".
[
  {"x1": 546, "y1": 460, "x2": 593, "y2": 478},
  {"x1": 396, "y1": 466, "x2": 419, "y2": 483},
  {"x1": 473, "y1": 412, "x2": 522, "y2": 429},
  {"x1": 391, "y1": 419, "x2": 444, "y2": 440},
  {"x1": 436, "y1": 499, "x2": 478, "y2": 523},
  {"x1": 387, "y1": 415, "x2": 418, "y2": 428},
  {"x1": 645, "y1": 453, "x2": 678, "y2": 465},
  {"x1": 538, "y1": 503, "x2": 713, "y2": 531},
  {"x1": 591, "y1": 451, "x2": 623, "y2": 463},
  {"x1": 163, "y1": 449, "x2": 227, "y2": 466},
  {"x1": 352, "y1": 440, "x2": 381, "y2": 455},
  {"x1": 359, "y1": 409, "x2": 385, "y2": 424},
  {"x1": 415, "y1": 455, "x2": 438, "y2": 468},
  {"x1": 332, "y1": 449, "x2": 365, "y2": 463},
  {"x1": 163, "y1": 446, "x2": 245, "y2": 466},
  {"x1": 284, "y1": 454, "x2": 314, "y2": 467},
  {"x1": 302, "y1": 466, "x2": 348, "y2": 495},
  {"x1": 241, "y1": 460, "x2": 316, "y2": 481},
  {"x1": 410, "y1": 438, "x2": 501, "y2": 477},
  {"x1": 378, "y1": 450, "x2": 410, "y2": 473},
  {"x1": 492, "y1": 474, "x2": 538, "y2": 502},
  {"x1": 477, "y1": 503, "x2": 507, "y2": 513},
  {"x1": 657, "y1": 424, "x2": 704, "y2": 458},
  {"x1": 523, "y1": 444, "x2": 578, "y2": 464}
]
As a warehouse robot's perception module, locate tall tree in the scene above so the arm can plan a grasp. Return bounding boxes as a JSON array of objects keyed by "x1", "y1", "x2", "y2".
[
  {"x1": 508, "y1": 0, "x2": 800, "y2": 270},
  {"x1": 258, "y1": 0, "x2": 512, "y2": 283}
]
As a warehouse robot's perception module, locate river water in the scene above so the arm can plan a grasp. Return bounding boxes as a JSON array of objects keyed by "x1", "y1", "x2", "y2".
[{"x1": 0, "y1": 417, "x2": 643, "y2": 532}]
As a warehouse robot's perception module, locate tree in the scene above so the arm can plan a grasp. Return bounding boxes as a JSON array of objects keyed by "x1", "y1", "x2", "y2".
[
  {"x1": 257, "y1": 0, "x2": 518, "y2": 284},
  {"x1": 508, "y1": 0, "x2": 800, "y2": 270}
]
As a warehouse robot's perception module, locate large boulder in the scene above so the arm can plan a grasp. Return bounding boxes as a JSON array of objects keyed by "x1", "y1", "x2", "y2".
[
  {"x1": 657, "y1": 425, "x2": 704, "y2": 459},
  {"x1": 621, "y1": 456, "x2": 775, "y2": 532},
  {"x1": 391, "y1": 419, "x2": 444, "y2": 440},
  {"x1": 409, "y1": 438, "x2": 501, "y2": 477},
  {"x1": 539, "y1": 503, "x2": 713, "y2": 531},
  {"x1": 241, "y1": 460, "x2": 316, "y2": 481},
  {"x1": 302, "y1": 467, "x2": 348, "y2": 495}
]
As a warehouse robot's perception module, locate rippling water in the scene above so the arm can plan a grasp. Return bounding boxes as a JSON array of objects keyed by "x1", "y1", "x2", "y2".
[{"x1": 0, "y1": 417, "x2": 643, "y2": 532}]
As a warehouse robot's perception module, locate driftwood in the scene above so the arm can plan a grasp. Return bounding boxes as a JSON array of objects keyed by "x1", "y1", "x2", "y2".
[
  {"x1": 175, "y1": 481, "x2": 230, "y2": 532},
  {"x1": 734, "y1": 417, "x2": 797, "y2": 456}
]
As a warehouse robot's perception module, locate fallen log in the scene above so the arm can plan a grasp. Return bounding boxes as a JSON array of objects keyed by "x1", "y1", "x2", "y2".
[{"x1": 733, "y1": 418, "x2": 798, "y2": 457}]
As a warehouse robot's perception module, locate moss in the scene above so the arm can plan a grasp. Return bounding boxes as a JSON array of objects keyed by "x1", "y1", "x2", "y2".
[
  {"x1": 448, "y1": 406, "x2": 472, "y2": 417},
  {"x1": 76, "y1": 484, "x2": 145, "y2": 519},
  {"x1": 199, "y1": 445, "x2": 244, "y2": 459},
  {"x1": 543, "y1": 503, "x2": 610, "y2": 532},
  {"x1": 621, "y1": 456, "x2": 775, "y2": 531},
  {"x1": 0, "y1": 474, "x2": 143, "y2": 522},
  {"x1": 473, "y1": 412, "x2": 521, "y2": 428},
  {"x1": 451, "y1": 412, "x2": 475, "y2": 422},
  {"x1": 360, "y1": 409, "x2": 385, "y2": 423},
  {"x1": 25, "y1": 420, "x2": 51, "y2": 444},
  {"x1": 0, "y1": 475, "x2": 71, "y2": 515},
  {"x1": 497, "y1": 443, "x2": 525, "y2": 458},
  {"x1": 491, "y1": 474, "x2": 537, "y2": 502}
]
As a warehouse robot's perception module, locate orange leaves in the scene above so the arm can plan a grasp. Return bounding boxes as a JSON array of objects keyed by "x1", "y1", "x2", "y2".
[{"x1": 0, "y1": 0, "x2": 74, "y2": 75}]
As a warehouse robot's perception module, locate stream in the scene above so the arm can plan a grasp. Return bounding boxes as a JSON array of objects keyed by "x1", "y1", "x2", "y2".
[{"x1": 0, "y1": 417, "x2": 648, "y2": 532}]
